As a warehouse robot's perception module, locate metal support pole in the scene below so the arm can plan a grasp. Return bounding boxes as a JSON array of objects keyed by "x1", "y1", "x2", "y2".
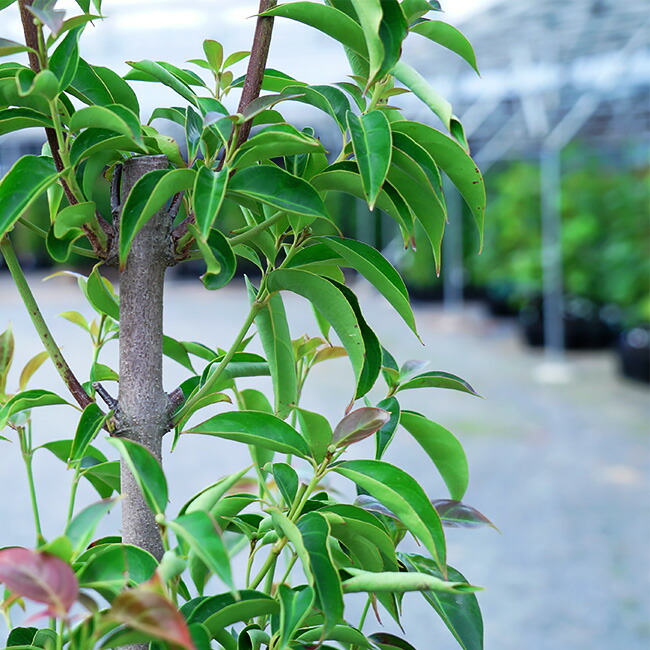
[
  {"x1": 442, "y1": 178, "x2": 464, "y2": 309},
  {"x1": 540, "y1": 147, "x2": 565, "y2": 363}
]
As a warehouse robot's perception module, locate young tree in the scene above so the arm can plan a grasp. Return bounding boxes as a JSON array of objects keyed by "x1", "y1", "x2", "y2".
[{"x1": 0, "y1": 0, "x2": 491, "y2": 648}]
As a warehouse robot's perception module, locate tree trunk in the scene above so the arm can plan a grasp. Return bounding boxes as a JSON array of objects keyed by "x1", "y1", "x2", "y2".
[{"x1": 117, "y1": 155, "x2": 173, "y2": 563}]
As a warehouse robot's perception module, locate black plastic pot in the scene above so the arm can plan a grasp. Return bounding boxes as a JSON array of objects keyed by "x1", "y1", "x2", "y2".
[
  {"x1": 617, "y1": 326, "x2": 650, "y2": 383},
  {"x1": 405, "y1": 283, "x2": 443, "y2": 303},
  {"x1": 519, "y1": 297, "x2": 622, "y2": 349},
  {"x1": 484, "y1": 284, "x2": 520, "y2": 317}
]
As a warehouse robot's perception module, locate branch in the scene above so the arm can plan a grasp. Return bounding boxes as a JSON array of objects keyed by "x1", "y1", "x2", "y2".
[
  {"x1": 0, "y1": 236, "x2": 94, "y2": 410},
  {"x1": 18, "y1": 0, "x2": 114, "y2": 255}
]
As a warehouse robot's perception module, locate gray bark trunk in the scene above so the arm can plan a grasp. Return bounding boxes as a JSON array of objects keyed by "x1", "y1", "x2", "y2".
[{"x1": 117, "y1": 155, "x2": 173, "y2": 564}]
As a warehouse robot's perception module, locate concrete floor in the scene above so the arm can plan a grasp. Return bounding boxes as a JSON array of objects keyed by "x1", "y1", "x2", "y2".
[{"x1": 0, "y1": 272, "x2": 648, "y2": 649}]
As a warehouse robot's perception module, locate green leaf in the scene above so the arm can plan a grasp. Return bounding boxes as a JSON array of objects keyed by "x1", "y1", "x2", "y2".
[
  {"x1": 185, "y1": 106, "x2": 202, "y2": 162},
  {"x1": 263, "y1": 3, "x2": 366, "y2": 55},
  {"x1": 410, "y1": 20, "x2": 479, "y2": 74},
  {"x1": 240, "y1": 92, "x2": 303, "y2": 121},
  {"x1": 192, "y1": 227, "x2": 236, "y2": 291},
  {"x1": 70, "y1": 402, "x2": 108, "y2": 462},
  {"x1": 26, "y1": 2, "x2": 65, "y2": 35},
  {"x1": 119, "y1": 168, "x2": 195, "y2": 266},
  {"x1": 399, "y1": 410, "x2": 468, "y2": 501},
  {"x1": 193, "y1": 166, "x2": 228, "y2": 239},
  {"x1": 232, "y1": 123, "x2": 324, "y2": 169},
  {"x1": 334, "y1": 459, "x2": 446, "y2": 570},
  {"x1": 81, "y1": 461, "x2": 120, "y2": 498},
  {"x1": 179, "y1": 465, "x2": 252, "y2": 516},
  {"x1": 0, "y1": 156, "x2": 59, "y2": 238},
  {"x1": 126, "y1": 60, "x2": 198, "y2": 106},
  {"x1": 197, "y1": 592, "x2": 279, "y2": 634},
  {"x1": 185, "y1": 410, "x2": 311, "y2": 459},
  {"x1": 203, "y1": 39, "x2": 223, "y2": 72},
  {"x1": 69, "y1": 129, "x2": 147, "y2": 165},
  {"x1": 399, "y1": 553, "x2": 483, "y2": 650},
  {"x1": 283, "y1": 83, "x2": 351, "y2": 131},
  {"x1": 346, "y1": 110, "x2": 392, "y2": 209},
  {"x1": 18, "y1": 350, "x2": 49, "y2": 392},
  {"x1": 318, "y1": 236, "x2": 418, "y2": 337},
  {"x1": 162, "y1": 335, "x2": 194, "y2": 372},
  {"x1": 0, "y1": 38, "x2": 34, "y2": 57},
  {"x1": 69, "y1": 104, "x2": 143, "y2": 146},
  {"x1": 278, "y1": 584, "x2": 315, "y2": 648},
  {"x1": 0, "y1": 325, "x2": 13, "y2": 395},
  {"x1": 49, "y1": 26, "x2": 81, "y2": 91},
  {"x1": 0, "y1": 389, "x2": 71, "y2": 429},
  {"x1": 271, "y1": 463, "x2": 299, "y2": 505},
  {"x1": 368, "y1": 632, "x2": 418, "y2": 650},
  {"x1": 296, "y1": 512, "x2": 343, "y2": 633},
  {"x1": 248, "y1": 285, "x2": 297, "y2": 420},
  {"x1": 297, "y1": 624, "x2": 372, "y2": 647},
  {"x1": 296, "y1": 407, "x2": 332, "y2": 465},
  {"x1": 396, "y1": 370, "x2": 480, "y2": 396},
  {"x1": 377, "y1": 0, "x2": 408, "y2": 79},
  {"x1": 375, "y1": 396, "x2": 400, "y2": 460},
  {"x1": 391, "y1": 120, "x2": 485, "y2": 247},
  {"x1": 85, "y1": 265, "x2": 119, "y2": 320},
  {"x1": 16, "y1": 68, "x2": 59, "y2": 101},
  {"x1": 401, "y1": 0, "x2": 440, "y2": 22},
  {"x1": 108, "y1": 438, "x2": 168, "y2": 515},
  {"x1": 266, "y1": 269, "x2": 365, "y2": 396},
  {"x1": 168, "y1": 511, "x2": 233, "y2": 589},
  {"x1": 65, "y1": 498, "x2": 116, "y2": 555},
  {"x1": 0, "y1": 107, "x2": 53, "y2": 135},
  {"x1": 350, "y1": 0, "x2": 383, "y2": 86},
  {"x1": 77, "y1": 543, "x2": 157, "y2": 594},
  {"x1": 228, "y1": 165, "x2": 328, "y2": 219},
  {"x1": 342, "y1": 567, "x2": 479, "y2": 594}
]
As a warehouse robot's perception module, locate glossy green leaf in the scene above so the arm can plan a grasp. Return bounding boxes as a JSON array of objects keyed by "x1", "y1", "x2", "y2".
[
  {"x1": 185, "y1": 410, "x2": 311, "y2": 459},
  {"x1": 198, "y1": 592, "x2": 279, "y2": 633},
  {"x1": 108, "y1": 438, "x2": 168, "y2": 515},
  {"x1": 0, "y1": 38, "x2": 34, "y2": 57},
  {"x1": 266, "y1": 269, "x2": 365, "y2": 395},
  {"x1": 297, "y1": 512, "x2": 343, "y2": 633},
  {"x1": 346, "y1": 110, "x2": 391, "y2": 209},
  {"x1": 399, "y1": 553, "x2": 483, "y2": 650},
  {"x1": 162, "y1": 335, "x2": 194, "y2": 372},
  {"x1": 0, "y1": 107, "x2": 53, "y2": 135},
  {"x1": 80, "y1": 461, "x2": 120, "y2": 499},
  {"x1": 180, "y1": 465, "x2": 252, "y2": 517},
  {"x1": 232, "y1": 123, "x2": 324, "y2": 169},
  {"x1": 411, "y1": 20, "x2": 479, "y2": 73},
  {"x1": 0, "y1": 156, "x2": 59, "y2": 238},
  {"x1": 350, "y1": 0, "x2": 383, "y2": 85},
  {"x1": 119, "y1": 168, "x2": 195, "y2": 266},
  {"x1": 334, "y1": 459, "x2": 446, "y2": 569},
  {"x1": 65, "y1": 498, "x2": 116, "y2": 555},
  {"x1": 278, "y1": 584, "x2": 314, "y2": 648},
  {"x1": 319, "y1": 236, "x2": 418, "y2": 336},
  {"x1": 375, "y1": 396, "x2": 400, "y2": 459},
  {"x1": 69, "y1": 104, "x2": 143, "y2": 146},
  {"x1": 248, "y1": 285, "x2": 297, "y2": 420},
  {"x1": 263, "y1": 3, "x2": 366, "y2": 55},
  {"x1": 342, "y1": 567, "x2": 479, "y2": 593},
  {"x1": 296, "y1": 407, "x2": 332, "y2": 465},
  {"x1": 185, "y1": 106, "x2": 202, "y2": 162},
  {"x1": 77, "y1": 543, "x2": 157, "y2": 594},
  {"x1": 85, "y1": 265, "x2": 119, "y2": 320},
  {"x1": 283, "y1": 83, "x2": 351, "y2": 131},
  {"x1": 391, "y1": 120, "x2": 485, "y2": 245},
  {"x1": 126, "y1": 60, "x2": 198, "y2": 106},
  {"x1": 377, "y1": 0, "x2": 408, "y2": 79},
  {"x1": 16, "y1": 68, "x2": 59, "y2": 101},
  {"x1": 0, "y1": 325, "x2": 13, "y2": 395},
  {"x1": 70, "y1": 402, "x2": 108, "y2": 462},
  {"x1": 368, "y1": 632, "x2": 418, "y2": 650},
  {"x1": 193, "y1": 166, "x2": 228, "y2": 239},
  {"x1": 69, "y1": 129, "x2": 146, "y2": 165},
  {"x1": 271, "y1": 463, "x2": 298, "y2": 506},
  {"x1": 401, "y1": 0, "x2": 439, "y2": 22},
  {"x1": 0, "y1": 389, "x2": 72, "y2": 429},
  {"x1": 193, "y1": 227, "x2": 236, "y2": 291},
  {"x1": 168, "y1": 511, "x2": 233, "y2": 589},
  {"x1": 399, "y1": 410, "x2": 468, "y2": 500},
  {"x1": 49, "y1": 26, "x2": 81, "y2": 91},
  {"x1": 229, "y1": 165, "x2": 328, "y2": 219},
  {"x1": 396, "y1": 370, "x2": 479, "y2": 396}
]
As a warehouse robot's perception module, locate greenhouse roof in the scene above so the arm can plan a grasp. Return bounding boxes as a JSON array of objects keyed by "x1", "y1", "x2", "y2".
[{"x1": 407, "y1": 0, "x2": 650, "y2": 160}]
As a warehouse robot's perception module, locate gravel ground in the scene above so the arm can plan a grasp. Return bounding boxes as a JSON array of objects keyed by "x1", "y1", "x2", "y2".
[{"x1": 0, "y1": 272, "x2": 648, "y2": 649}]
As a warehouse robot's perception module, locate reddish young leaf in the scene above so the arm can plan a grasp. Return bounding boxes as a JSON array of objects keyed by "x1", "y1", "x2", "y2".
[
  {"x1": 333, "y1": 407, "x2": 390, "y2": 447},
  {"x1": 0, "y1": 547, "x2": 78, "y2": 618},
  {"x1": 110, "y1": 575, "x2": 195, "y2": 650}
]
